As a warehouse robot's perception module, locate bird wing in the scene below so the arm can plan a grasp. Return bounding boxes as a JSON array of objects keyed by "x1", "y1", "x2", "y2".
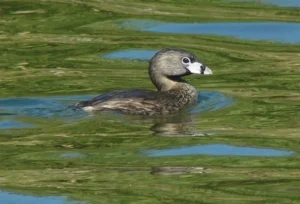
[{"x1": 75, "y1": 89, "x2": 167, "y2": 115}]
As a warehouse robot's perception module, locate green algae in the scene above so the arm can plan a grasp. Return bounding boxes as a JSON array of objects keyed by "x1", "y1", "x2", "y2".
[{"x1": 0, "y1": 0, "x2": 300, "y2": 203}]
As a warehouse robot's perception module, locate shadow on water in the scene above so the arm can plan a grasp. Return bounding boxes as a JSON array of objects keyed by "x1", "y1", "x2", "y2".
[
  {"x1": 119, "y1": 20, "x2": 300, "y2": 44},
  {"x1": 144, "y1": 144, "x2": 294, "y2": 157},
  {"x1": 0, "y1": 91, "x2": 234, "y2": 136},
  {"x1": 0, "y1": 191, "x2": 83, "y2": 204},
  {"x1": 231, "y1": 0, "x2": 300, "y2": 7}
]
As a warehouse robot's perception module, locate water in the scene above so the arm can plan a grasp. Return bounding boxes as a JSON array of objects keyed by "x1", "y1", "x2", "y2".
[
  {"x1": 191, "y1": 91, "x2": 234, "y2": 113},
  {"x1": 102, "y1": 49, "x2": 157, "y2": 60},
  {"x1": 0, "y1": 91, "x2": 233, "y2": 130},
  {"x1": 120, "y1": 20, "x2": 300, "y2": 44},
  {"x1": 60, "y1": 152, "x2": 86, "y2": 158},
  {"x1": 0, "y1": 95, "x2": 93, "y2": 117},
  {"x1": 0, "y1": 191, "x2": 81, "y2": 204},
  {"x1": 0, "y1": 120, "x2": 32, "y2": 129},
  {"x1": 0, "y1": 95, "x2": 93, "y2": 129},
  {"x1": 0, "y1": 95, "x2": 92, "y2": 121},
  {"x1": 232, "y1": 0, "x2": 300, "y2": 7},
  {"x1": 145, "y1": 144, "x2": 294, "y2": 157}
]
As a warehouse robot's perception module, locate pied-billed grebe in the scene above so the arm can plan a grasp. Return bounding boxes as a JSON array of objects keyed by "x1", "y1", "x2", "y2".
[{"x1": 75, "y1": 48, "x2": 212, "y2": 115}]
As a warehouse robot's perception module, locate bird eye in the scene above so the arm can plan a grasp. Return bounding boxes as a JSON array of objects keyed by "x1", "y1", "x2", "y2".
[{"x1": 182, "y1": 57, "x2": 190, "y2": 64}]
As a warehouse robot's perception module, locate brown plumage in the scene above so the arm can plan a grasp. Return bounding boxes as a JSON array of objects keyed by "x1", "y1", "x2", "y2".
[{"x1": 75, "y1": 48, "x2": 213, "y2": 115}]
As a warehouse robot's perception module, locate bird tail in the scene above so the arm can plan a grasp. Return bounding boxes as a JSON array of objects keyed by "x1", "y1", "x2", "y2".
[{"x1": 74, "y1": 100, "x2": 89, "y2": 108}]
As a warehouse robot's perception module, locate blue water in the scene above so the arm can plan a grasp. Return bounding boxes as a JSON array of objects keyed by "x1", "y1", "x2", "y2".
[
  {"x1": 145, "y1": 144, "x2": 294, "y2": 157},
  {"x1": 102, "y1": 49, "x2": 157, "y2": 60},
  {"x1": 232, "y1": 0, "x2": 300, "y2": 7},
  {"x1": 0, "y1": 91, "x2": 233, "y2": 130},
  {"x1": 0, "y1": 120, "x2": 32, "y2": 129},
  {"x1": 60, "y1": 152, "x2": 86, "y2": 158},
  {"x1": 0, "y1": 95, "x2": 92, "y2": 129},
  {"x1": 0, "y1": 91, "x2": 234, "y2": 129},
  {"x1": 120, "y1": 20, "x2": 300, "y2": 44},
  {"x1": 192, "y1": 91, "x2": 234, "y2": 113},
  {"x1": 0, "y1": 191, "x2": 81, "y2": 204},
  {"x1": 0, "y1": 95, "x2": 92, "y2": 118}
]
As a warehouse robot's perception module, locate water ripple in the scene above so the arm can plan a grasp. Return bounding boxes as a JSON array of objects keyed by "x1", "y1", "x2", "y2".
[{"x1": 0, "y1": 91, "x2": 233, "y2": 130}]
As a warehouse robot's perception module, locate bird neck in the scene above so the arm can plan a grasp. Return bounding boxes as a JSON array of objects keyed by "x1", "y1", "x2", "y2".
[{"x1": 150, "y1": 73, "x2": 195, "y2": 92}]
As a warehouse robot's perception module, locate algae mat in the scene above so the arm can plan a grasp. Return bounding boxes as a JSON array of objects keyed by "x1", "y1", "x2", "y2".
[{"x1": 0, "y1": 0, "x2": 300, "y2": 203}]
